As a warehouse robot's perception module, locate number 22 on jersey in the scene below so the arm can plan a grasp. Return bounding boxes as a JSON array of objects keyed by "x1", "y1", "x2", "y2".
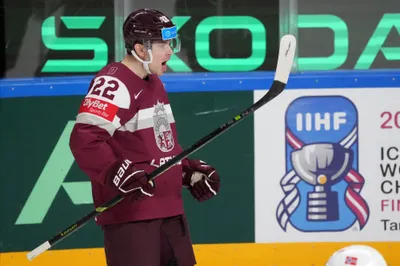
[{"x1": 79, "y1": 75, "x2": 131, "y2": 122}]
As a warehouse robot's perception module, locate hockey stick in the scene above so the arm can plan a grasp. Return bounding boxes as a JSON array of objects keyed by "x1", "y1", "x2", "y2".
[{"x1": 27, "y1": 34, "x2": 296, "y2": 261}]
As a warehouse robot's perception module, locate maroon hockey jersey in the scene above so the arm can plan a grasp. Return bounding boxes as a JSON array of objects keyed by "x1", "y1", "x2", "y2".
[{"x1": 70, "y1": 62, "x2": 185, "y2": 225}]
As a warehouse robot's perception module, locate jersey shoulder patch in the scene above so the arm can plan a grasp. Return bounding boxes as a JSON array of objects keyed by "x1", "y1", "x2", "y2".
[{"x1": 79, "y1": 75, "x2": 131, "y2": 122}]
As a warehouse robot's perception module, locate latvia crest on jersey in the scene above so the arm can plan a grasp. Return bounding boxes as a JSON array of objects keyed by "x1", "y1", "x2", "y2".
[
  {"x1": 153, "y1": 100, "x2": 175, "y2": 152},
  {"x1": 276, "y1": 96, "x2": 370, "y2": 232}
]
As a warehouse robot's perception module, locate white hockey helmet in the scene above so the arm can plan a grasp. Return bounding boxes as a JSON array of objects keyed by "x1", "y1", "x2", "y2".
[{"x1": 326, "y1": 245, "x2": 387, "y2": 266}]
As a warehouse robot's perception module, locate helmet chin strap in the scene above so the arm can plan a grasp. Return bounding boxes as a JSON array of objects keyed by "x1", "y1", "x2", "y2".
[
  {"x1": 143, "y1": 54, "x2": 153, "y2": 74},
  {"x1": 131, "y1": 46, "x2": 154, "y2": 75}
]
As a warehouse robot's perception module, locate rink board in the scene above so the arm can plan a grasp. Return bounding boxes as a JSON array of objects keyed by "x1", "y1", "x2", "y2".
[{"x1": 2, "y1": 70, "x2": 400, "y2": 265}]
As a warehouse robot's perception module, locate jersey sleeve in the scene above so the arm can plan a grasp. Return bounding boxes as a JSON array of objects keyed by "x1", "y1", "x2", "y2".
[{"x1": 69, "y1": 74, "x2": 134, "y2": 185}]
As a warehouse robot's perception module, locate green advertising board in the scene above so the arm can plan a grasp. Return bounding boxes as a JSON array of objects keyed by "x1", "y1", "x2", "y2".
[{"x1": 0, "y1": 91, "x2": 254, "y2": 253}]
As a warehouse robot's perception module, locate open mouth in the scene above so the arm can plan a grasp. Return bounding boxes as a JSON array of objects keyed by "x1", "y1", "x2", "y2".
[{"x1": 161, "y1": 60, "x2": 168, "y2": 71}]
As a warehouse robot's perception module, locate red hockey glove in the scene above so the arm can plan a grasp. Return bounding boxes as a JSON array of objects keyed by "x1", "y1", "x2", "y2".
[
  {"x1": 182, "y1": 159, "x2": 220, "y2": 202},
  {"x1": 106, "y1": 159, "x2": 155, "y2": 201}
]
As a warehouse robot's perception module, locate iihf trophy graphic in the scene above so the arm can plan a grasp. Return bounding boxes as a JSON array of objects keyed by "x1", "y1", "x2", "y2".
[
  {"x1": 291, "y1": 143, "x2": 353, "y2": 221},
  {"x1": 276, "y1": 96, "x2": 370, "y2": 232}
]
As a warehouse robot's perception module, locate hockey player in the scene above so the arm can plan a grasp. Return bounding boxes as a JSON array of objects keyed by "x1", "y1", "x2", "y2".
[
  {"x1": 326, "y1": 245, "x2": 387, "y2": 266},
  {"x1": 69, "y1": 8, "x2": 220, "y2": 266}
]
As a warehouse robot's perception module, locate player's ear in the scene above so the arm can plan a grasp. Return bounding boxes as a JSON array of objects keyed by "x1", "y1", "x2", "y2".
[{"x1": 133, "y1": 43, "x2": 146, "y2": 58}]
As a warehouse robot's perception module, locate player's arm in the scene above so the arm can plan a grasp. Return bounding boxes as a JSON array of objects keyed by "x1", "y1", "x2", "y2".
[
  {"x1": 70, "y1": 122, "x2": 118, "y2": 185},
  {"x1": 69, "y1": 75, "x2": 154, "y2": 198}
]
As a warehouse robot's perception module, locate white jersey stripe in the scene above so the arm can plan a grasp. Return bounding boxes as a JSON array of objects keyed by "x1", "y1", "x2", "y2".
[
  {"x1": 76, "y1": 113, "x2": 121, "y2": 136},
  {"x1": 118, "y1": 104, "x2": 175, "y2": 133}
]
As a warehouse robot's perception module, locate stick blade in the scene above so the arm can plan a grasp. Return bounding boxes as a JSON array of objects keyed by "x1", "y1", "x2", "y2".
[
  {"x1": 27, "y1": 241, "x2": 51, "y2": 261},
  {"x1": 274, "y1": 34, "x2": 297, "y2": 85}
]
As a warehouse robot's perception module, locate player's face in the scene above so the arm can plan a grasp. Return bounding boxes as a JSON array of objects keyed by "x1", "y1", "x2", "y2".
[{"x1": 149, "y1": 41, "x2": 173, "y2": 76}]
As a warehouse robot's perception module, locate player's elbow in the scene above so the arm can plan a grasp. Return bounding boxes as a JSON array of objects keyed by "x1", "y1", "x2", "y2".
[
  {"x1": 69, "y1": 123, "x2": 101, "y2": 163},
  {"x1": 69, "y1": 123, "x2": 108, "y2": 150},
  {"x1": 69, "y1": 123, "x2": 87, "y2": 156}
]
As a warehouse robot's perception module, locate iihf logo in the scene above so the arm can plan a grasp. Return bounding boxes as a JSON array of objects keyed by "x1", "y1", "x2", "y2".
[{"x1": 276, "y1": 96, "x2": 370, "y2": 232}]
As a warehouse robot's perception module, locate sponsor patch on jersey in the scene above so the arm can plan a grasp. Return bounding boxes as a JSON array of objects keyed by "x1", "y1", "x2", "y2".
[{"x1": 79, "y1": 97, "x2": 118, "y2": 122}]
